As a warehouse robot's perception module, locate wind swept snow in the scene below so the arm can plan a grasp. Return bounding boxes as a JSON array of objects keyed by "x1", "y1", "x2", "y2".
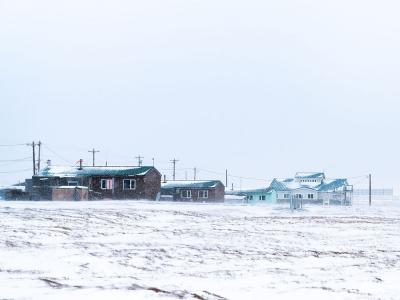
[{"x1": 0, "y1": 201, "x2": 399, "y2": 299}]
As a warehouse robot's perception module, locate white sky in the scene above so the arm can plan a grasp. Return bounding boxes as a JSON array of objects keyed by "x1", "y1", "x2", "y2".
[{"x1": 0, "y1": 0, "x2": 399, "y2": 190}]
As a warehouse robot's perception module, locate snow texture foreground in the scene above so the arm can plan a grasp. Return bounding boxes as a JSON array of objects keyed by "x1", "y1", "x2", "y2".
[{"x1": 0, "y1": 201, "x2": 399, "y2": 300}]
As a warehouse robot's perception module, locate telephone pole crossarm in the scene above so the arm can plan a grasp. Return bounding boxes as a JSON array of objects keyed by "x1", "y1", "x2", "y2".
[
  {"x1": 88, "y1": 148, "x2": 100, "y2": 167},
  {"x1": 170, "y1": 158, "x2": 179, "y2": 181},
  {"x1": 135, "y1": 155, "x2": 144, "y2": 167}
]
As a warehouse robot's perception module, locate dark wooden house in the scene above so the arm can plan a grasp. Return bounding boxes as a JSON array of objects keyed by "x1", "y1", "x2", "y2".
[
  {"x1": 161, "y1": 180, "x2": 225, "y2": 202},
  {"x1": 30, "y1": 165, "x2": 161, "y2": 200}
]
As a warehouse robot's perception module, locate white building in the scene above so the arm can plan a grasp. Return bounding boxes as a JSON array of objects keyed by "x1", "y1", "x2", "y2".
[{"x1": 270, "y1": 172, "x2": 352, "y2": 205}]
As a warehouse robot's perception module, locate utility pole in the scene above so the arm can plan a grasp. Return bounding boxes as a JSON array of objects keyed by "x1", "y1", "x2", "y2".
[
  {"x1": 225, "y1": 169, "x2": 228, "y2": 188},
  {"x1": 37, "y1": 141, "x2": 41, "y2": 172},
  {"x1": 194, "y1": 167, "x2": 197, "y2": 180},
  {"x1": 88, "y1": 148, "x2": 100, "y2": 166},
  {"x1": 369, "y1": 174, "x2": 372, "y2": 206},
  {"x1": 31, "y1": 141, "x2": 36, "y2": 175},
  {"x1": 135, "y1": 155, "x2": 143, "y2": 166},
  {"x1": 170, "y1": 158, "x2": 179, "y2": 181}
]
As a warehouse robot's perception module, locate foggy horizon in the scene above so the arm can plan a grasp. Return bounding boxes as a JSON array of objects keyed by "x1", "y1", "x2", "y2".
[{"x1": 1, "y1": 0, "x2": 399, "y2": 191}]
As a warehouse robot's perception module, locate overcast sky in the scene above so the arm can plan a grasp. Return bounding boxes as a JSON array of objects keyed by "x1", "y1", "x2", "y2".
[{"x1": 0, "y1": 0, "x2": 399, "y2": 190}]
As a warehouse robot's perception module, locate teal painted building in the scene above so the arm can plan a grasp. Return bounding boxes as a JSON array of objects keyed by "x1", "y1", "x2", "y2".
[
  {"x1": 226, "y1": 172, "x2": 351, "y2": 205},
  {"x1": 226, "y1": 188, "x2": 277, "y2": 204}
]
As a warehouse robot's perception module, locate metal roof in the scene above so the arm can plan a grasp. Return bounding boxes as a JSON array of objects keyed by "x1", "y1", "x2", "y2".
[
  {"x1": 270, "y1": 177, "x2": 348, "y2": 192},
  {"x1": 295, "y1": 172, "x2": 325, "y2": 179},
  {"x1": 269, "y1": 179, "x2": 291, "y2": 191},
  {"x1": 226, "y1": 188, "x2": 274, "y2": 196},
  {"x1": 316, "y1": 179, "x2": 348, "y2": 191},
  {"x1": 34, "y1": 166, "x2": 156, "y2": 178},
  {"x1": 161, "y1": 180, "x2": 223, "y2": 189}
]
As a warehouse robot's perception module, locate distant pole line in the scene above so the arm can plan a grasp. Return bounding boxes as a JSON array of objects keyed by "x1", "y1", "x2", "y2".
[
  {"x1": 170, "y1": 158, "x2": 179, "y2": 181},
  {"x1": 37, "y1": 141, "x2": 41, "y2": 172},
  {"x1": 88, "y1": 148, "x2": 100, "y2": 166},
  {"x1": 31, "y1": 141, "x2": 36, "y2": 175},
  {"x1": 135, "y1": 155, "x2": 144, "y2": 167}
]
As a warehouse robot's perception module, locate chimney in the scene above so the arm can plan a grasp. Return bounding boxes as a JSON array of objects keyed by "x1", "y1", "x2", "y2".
[
  {"x1": 46, "y1": 160, "x2": 51, "y2": 167},
  {"x1": 163, "y1": 174, "x2": 167, "y2": 183},
  {"x1": 79, "y1": 159, "x2": 83, "y2": 170}
]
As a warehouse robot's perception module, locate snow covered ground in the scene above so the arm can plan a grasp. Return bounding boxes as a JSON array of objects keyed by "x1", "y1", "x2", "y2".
[{"x1": 0, "y1": 200, "x2": 399, "y2": 300}]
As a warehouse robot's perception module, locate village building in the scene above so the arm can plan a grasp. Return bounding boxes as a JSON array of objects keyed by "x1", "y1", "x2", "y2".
[
  {"x1": 270, "y1": 172, "x2": 352, "y2": 205},
  {"x1": 228, "y1": 172, "x2": 352, "y2": 205},
  {"x1": 28, "y1": 165, "x2": 161, "y2": 200},
  {"x1": 225, "y1": 188, "x2": 277, "y2": 204},
  {"x1": 161, "y1": 180, "x2": 225, "y2": 202}
]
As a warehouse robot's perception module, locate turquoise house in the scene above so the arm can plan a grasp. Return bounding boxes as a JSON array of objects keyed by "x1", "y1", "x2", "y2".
[{"x1": 226, "y1": 188, "x2": 277, "y2": 204}]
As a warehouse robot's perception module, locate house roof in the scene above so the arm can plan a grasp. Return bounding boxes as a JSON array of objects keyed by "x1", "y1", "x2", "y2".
[
  {"x1": 316, "y1": 179, "x2": 348, "y2": 191},
  {"x1": 226, "y1": 188, "x2": 274, "y2": 196},
  {"x1": 295, "y1": 172, "x2": 325, "y2": 179},
  {"x1": 270, "y1": 179, "x2": 292, "y2": 191},
  {"x1": 34, "y1": 166, "x2": 156, "y2": 178},
  {"x1": 270, "y1": 177, "x2": 348, "y2": 192},
  {"x1": 161, "y1": 180, "x2": 223, "y2": 189}
]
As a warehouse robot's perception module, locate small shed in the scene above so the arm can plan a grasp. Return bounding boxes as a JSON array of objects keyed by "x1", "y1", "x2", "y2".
[
  {"x1": 161, "y1": 180, "x2": 225, "y2": 202},
  {"x1": 51, "y1": 186, "x2": 89, "y2": 201}
]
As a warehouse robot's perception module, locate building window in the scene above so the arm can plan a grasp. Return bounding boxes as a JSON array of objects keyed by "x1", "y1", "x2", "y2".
[
  {"x1": 198, "y1": 190, "x2": 208, "y2": 199},
  {"x1": 259, "y1": 195, "x2": 266, "y2": 201},
  {"x1": 123, "y1": 179, "x2": 136, "y2": 190},
  {"x1": 284, "y1": 194, "x2": 290, "y2": 199},
  {"x1": 295, "y1": 194, "x2": 302, "y2": 199},
  {"x1": 181, "y1": 190, "x2": 192, "y2": 198},
  {"x1": 68, "y1": 181, "x2": 78, "y2": 186},
  {"x1": 101, "y1": 179, "x2": 113, "y2": 190},
  {"x1": 308, "y1": 194, "x2": 314, "y2": 199},
  {"x1": 248, "y1": 195, "x2": 253, "y2": 200}
]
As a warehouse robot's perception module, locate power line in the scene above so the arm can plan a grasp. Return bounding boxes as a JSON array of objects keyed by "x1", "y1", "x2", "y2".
[
  {"x1": 0, "y1": 159, "x2": 32, "y2": 168},
  {"x1": 42, "y1": 144, "x2": 72, "y2": 164},
  {"x1": 196, "y1": 168, "x2": 371, "y2": 185},
  {"x1": 0, "y1": 143, "x2": 27, "y2": 147},
  {"x1": 197, "y1": 168, "x2": 269, "y2": 182},
  {"x1": 350, "y1": 177, "x2": 370, "y2": 186},
  {"x1": 0, "y1": 157, "x2": 32, "y2": 162},
  {"x1": 0, "y1": 168, "x2": 32, "y2": 174}
]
